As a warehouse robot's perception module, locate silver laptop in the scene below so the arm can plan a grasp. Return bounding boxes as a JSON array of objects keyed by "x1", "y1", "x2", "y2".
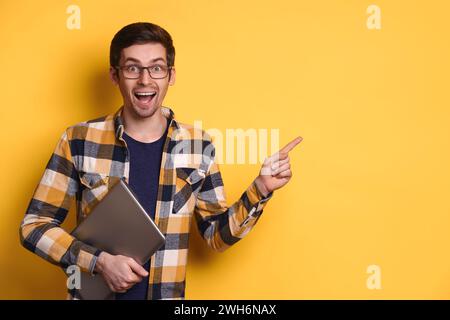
[{"x1": 71, "y1": 178, "x2": 165, "y2": 300}]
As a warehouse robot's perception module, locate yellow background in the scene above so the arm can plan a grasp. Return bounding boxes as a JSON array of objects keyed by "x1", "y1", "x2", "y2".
[{"x1": 1, "y1": 0, "x2": 449, "y2": 299}]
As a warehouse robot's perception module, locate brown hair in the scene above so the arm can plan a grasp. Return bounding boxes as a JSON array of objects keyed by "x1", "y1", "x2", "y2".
[{"x1": 110, "y1": 22, "x2": 175, "y2": 68}]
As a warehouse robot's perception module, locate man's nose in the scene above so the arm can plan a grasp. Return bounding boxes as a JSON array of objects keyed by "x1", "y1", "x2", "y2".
[{"x1": 138, "y1": 68, "x2": 152, "y2": 85}]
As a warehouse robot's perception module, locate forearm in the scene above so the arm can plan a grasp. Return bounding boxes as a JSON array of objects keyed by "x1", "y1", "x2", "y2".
[
  {"x1": 195, "y1": 178, "x2": 273, "y2": 252},
  {"x1": 20, "y1": 214, "x2": 101, "y2": 274}
]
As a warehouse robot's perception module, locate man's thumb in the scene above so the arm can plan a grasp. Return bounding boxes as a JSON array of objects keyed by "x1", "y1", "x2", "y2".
[{"x1": 129, "y1": 259, "x2": 149, "y2": 277}]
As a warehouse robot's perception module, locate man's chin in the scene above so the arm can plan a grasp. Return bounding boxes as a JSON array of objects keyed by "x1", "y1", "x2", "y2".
[{"x1": 130, "y1": 104, "x2": 159, "y2": 118}]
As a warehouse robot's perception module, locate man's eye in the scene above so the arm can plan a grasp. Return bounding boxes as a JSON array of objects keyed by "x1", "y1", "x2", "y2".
[
  {"x1": 127, "y1": 65, "x2": 140, "y2": 73},
  {"x1": 152, "y1": 65, "x2": 162, "y2": 72}
]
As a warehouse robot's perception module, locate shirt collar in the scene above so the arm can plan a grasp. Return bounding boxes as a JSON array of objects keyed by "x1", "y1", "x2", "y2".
[{"x1": 113, "y1": 106, "x2": 178, "y2": 140}]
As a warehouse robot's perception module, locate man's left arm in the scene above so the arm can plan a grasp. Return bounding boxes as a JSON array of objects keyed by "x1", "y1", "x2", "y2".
[{"x1": 193, "y1": 136, "x2": 303, "y2": 252}]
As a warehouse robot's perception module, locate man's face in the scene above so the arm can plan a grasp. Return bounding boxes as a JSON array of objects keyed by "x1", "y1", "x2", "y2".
[{"x1": 110, "y1": 42, "x2": 176, "y2": 118}]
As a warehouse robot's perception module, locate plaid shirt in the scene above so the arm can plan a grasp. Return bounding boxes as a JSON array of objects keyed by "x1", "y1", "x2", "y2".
[{"x1": 20, "y1": 106, "x2": 273, "y2": 300}]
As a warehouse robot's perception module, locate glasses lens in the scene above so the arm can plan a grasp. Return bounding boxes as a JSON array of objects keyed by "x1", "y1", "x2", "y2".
[
  {"x1": 123, "y1": 65, "x2": 140, "y2": 79},
  {"x1": 150, "y1": 65, "x2": 169, "y2": 79}
]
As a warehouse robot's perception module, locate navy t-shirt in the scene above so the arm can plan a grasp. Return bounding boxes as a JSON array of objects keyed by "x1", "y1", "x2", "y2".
[{"x1": 115, "y1": 118, "x2": 168, "y2": 300}]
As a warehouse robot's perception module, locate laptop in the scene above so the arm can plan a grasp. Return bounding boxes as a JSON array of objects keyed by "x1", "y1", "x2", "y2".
[{"x1": 71, "y1": 178, "x2": 166, "y2": 300}]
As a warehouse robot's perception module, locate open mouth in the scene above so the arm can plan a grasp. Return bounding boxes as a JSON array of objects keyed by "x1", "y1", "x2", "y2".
[{"x1": 134, "y1": 91, "x2": 157, "y2": 104}]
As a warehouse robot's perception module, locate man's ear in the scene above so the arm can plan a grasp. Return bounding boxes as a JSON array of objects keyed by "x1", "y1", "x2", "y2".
[
  {"x1": 169, "y1": 67, "x2": 176, "y2": 86},
  {"x1": 109, "y1": 67, "x2": 119, "y2": 86}
]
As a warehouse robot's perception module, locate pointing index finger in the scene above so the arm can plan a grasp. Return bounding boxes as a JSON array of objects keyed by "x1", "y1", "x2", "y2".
[{"x1": 280, "y1": 136, "x2": 303, "y2": 153}]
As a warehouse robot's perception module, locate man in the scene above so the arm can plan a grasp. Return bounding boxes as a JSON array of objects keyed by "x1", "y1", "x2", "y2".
[{"x1": 19, "y1": 22, "x2": 302, "y2": 300}]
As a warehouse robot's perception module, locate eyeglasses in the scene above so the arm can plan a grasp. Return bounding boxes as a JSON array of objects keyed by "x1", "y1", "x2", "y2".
[{"x1": 116, "y1": 64, "x2": 172, "y2": 79}]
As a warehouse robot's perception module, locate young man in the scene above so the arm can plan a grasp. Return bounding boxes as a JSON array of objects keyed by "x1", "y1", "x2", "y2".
[{"x1": 19, "y1": 22, "x2": 302, "y2": 300}]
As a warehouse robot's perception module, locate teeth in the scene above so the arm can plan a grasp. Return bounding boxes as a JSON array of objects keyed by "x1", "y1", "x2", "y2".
[{"x1": 135, "y1": 92, "x2": 156, "y2": 96}]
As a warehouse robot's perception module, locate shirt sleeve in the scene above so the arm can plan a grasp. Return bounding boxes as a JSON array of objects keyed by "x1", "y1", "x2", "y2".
[
  {"x1": 194, "y1": 142, "x2": 273, "y2": 252},
  {"x1": 19, "y1": 130, "x2": 102, "y2": 274}
]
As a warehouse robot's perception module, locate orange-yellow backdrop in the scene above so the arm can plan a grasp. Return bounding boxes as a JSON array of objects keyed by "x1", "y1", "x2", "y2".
[{"x1": 1, "y1": 0, "x2": 449, "y2": 299}]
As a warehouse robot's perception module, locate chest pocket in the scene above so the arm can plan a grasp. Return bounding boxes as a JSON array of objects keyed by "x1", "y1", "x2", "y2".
[
  {"x1": 80, "y1": 172, "x2": 109, "y2": 189},
  {"x1": 172, "y1": 167, "x2": 206, "y2": 214},
  {"x1": 79, "y1": 172, "x2": 115, "y2": 217}
]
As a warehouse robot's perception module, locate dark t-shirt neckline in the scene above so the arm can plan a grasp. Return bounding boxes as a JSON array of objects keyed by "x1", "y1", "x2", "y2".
[{"x1": 122, "y1": 118, "x2": 169, "y2": 146}]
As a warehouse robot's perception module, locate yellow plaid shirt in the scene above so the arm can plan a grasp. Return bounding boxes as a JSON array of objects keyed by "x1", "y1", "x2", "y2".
[{"x1": 20, "y1": 106, "x2": 273, "y2": 299}]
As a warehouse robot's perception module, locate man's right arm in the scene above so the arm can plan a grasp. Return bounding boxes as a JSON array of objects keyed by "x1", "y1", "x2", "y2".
[
  {"x1": 19, "y1": 130, "x2": 102, "y2": 274},
  {"x1": 19, "y1": 129, "x2": 148, "y2": 292}
]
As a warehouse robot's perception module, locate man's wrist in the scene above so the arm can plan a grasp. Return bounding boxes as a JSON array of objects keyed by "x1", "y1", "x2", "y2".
[
  {"x1": 254, "y1": 177, "x2": 270, "y2": 198},
  {"x1": 94, "y1": 251, "x2": 107, "y2": 274}
]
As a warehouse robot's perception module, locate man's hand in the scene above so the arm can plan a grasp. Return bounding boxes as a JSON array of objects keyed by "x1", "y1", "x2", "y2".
[
  {"x1": 94, "y1": 252, "x2": 149, "y2": 293},
  {"x1": 255, "y1": 136, "x2": 303, "y2": 196}
]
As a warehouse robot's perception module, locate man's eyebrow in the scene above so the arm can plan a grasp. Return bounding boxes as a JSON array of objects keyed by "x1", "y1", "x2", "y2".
[
  {"x1": 124, "y1": 57, "x2": 141, "y2": 63},
  {"x1": 150, "y1": 57, "x2": 166, "y2": 63},
  {"x1": 123, "y1": 57, "x2": 167, "y2": 64}
]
